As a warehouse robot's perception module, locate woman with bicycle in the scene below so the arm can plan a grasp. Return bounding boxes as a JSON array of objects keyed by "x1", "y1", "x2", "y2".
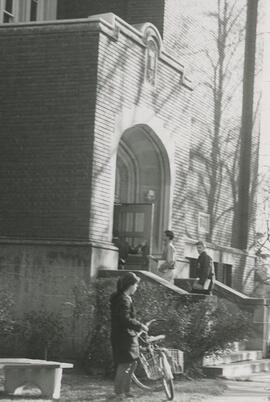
[{"x1": 110, "y1": 272, "x2": 148, "y2": 401}]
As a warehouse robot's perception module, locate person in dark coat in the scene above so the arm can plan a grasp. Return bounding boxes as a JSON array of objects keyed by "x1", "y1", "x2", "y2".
[
  {"x1": 192, "y1": 241, "x2": 215, "y2": 294},
  {"x1": 110, "y1": 272, "x2": 148, "y2": 400},
  {"x1": 113, "y1": 231, "x2": 130, "y2": 270}
]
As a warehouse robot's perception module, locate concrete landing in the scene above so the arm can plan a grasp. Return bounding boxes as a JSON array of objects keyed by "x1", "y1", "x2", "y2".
[
  {"x1": 203, "y1": 358, "x2": 270, "y2": 379},
  {"x1": 203, "y1": 350, "x2": 263, "y2": 366},
  {"x1": 203, "y1": 372, "x2": 270, "y2": 402}
]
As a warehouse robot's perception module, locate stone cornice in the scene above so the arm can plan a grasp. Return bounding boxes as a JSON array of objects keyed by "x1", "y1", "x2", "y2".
[{"x1": 0, "y1": 13, "x2": 193, "y2": 90}]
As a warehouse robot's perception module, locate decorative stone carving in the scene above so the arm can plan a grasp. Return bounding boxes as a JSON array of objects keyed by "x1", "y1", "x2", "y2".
[
  {"x1": 145, "y1": 39, "x2": 158, "y2": 86},
  {"x1": 134, "y1": 23, "x2": 162, "y2": 87}
]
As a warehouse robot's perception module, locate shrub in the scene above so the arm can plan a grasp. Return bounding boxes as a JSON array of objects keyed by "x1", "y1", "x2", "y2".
[
  {"x1": 0, "y1": 290, "x2": 15, "y2": 336},
  {"x1": 62, "y1": 281, "x2": 97, "y2": 360},
  {"x1": 177, "y1": 299, "x2": 252, "y2": 372},
  {"x1": 85, "y1": 278, "x2": 117, "y2": 376},
  {"x1": 18, "y1": 310, "x2": 64, "y2": 360},
  {"x1": 84, "y1": 277, "x2": 252, "y2": 376},
  {"x1": 135, "y1": 282, "x2": 252, "y2": 372},
  {"x1": 0, "y1": 290, "x2": 16, "y2": 355}
]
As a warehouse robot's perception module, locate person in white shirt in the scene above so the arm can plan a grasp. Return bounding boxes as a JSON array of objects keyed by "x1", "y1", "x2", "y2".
[{"x1": 149, "y1": 230, "x2": 176, "y2": 282}]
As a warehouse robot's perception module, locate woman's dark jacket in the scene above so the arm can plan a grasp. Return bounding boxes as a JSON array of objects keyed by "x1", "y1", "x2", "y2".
[
  {"x1": 110, "y1": 291, "x2": 143, "y2": 364},
  {"x1": 196, "y1": 251, "x2": 213, "y2": 285}
]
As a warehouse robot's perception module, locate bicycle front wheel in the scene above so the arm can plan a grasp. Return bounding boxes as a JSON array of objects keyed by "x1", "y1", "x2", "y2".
[
  {"x1": 132, "y1": 357, "x2": 163, "y2": 392},
  {"x1": 160, "y1": 352, "x2": 174, "y2": 400}
]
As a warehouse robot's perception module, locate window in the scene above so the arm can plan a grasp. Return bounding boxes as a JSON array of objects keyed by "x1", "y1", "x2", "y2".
[
  {"x1": 198, "y1": 212, "x2": 210, "y2": 234},
  {"x1": 214, "y1": 262, "x2": 232, "y2": 286},
  {"x1": 1, "y1": 0, "x2": 14, "y2": 23},
  {"x1": 188, "y1": 257, "x2": 218, "y2": 279},
  {"x1": 0, "y1": 0, "x2": 57, "y2": 23},
  {"x1": 213, "y1": 262, "x2": 218, "y2": 278},
  {"x1": 29, "y1": 0, "x2": 58, "y2": 22},
  {"x1": 222, "y1": 264, "x2": 232, "y2": 287},
  {"x1": 187, "y1": 257, "x2": 197, "y2": 278},
  {"x1": 30, "y1": 0, "x2": 38, "y2": 21}
]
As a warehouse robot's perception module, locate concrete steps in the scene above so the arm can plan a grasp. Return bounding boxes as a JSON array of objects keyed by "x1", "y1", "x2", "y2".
[
  {"x1": 203, "y1": 350, "x2": 263, "y2": 366},
  {"x1": 203, "y1": 348, "x2": 270, "y2": 378},
  {"x1": 203, "y1": 358, "x2": 270, "y2": 379}
]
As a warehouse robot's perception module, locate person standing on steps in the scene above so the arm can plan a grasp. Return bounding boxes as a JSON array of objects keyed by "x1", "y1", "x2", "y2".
[
  {"x1": 192, "y1": 240, "x2": 215, "y2": 294},
  {"x1": 149, "y1": 230, "x2": 176, "y2": 283},
  {"x1": 113, "y1": 231, "x2": 130, "y2": 270},
  {"x1": 110, "y1": 272, "x2": 148, "y2": 401}
]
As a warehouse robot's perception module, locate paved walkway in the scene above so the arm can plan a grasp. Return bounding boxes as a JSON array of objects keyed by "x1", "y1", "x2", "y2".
[
  {"x1": 204, "y1": 373, "x2": 270, "y2": 402},
  {"x1": 0, "y1": 371, "x2": 269, "y2": 401}
]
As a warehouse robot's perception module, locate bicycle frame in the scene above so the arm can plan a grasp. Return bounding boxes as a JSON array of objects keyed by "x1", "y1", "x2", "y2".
[
  {"x1": 133, "y1": 322, "x2": 175, "y2": 400},
  {"x1": 137, "y1": 324, "x2": 174, "y2": 379},
  {"x1": 160, "y1": 351, "x2": 173, "y2": 380}
]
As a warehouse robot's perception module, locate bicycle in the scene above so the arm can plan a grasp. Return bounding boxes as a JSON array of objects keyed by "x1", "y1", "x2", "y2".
[{"x1": 132, "y1": 319, "x2": 178, "y2": 401}]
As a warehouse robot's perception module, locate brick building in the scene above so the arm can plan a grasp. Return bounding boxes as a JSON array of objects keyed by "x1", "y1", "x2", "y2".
[{"x1": 0, "y1": 0, "x2": 266, "y2": 306}]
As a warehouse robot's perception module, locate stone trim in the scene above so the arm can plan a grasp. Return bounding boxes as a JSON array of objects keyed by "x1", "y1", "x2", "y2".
[
  {"x1": 0, "y1": 238, "x2": 118, "y2": 251},
  {"x1": 98, "y1": 269, "x2": 210, "y2": 301},
  {"x1": 184, "y1": 236, "x2": 257, "y2": 258},
  {"x1": 0, "y1": 13, "x2": 192, "y2": 90}
]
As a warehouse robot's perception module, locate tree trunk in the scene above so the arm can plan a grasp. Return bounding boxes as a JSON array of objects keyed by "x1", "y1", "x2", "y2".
[{"x1": 233, "y1": 0, "x2": 259, "y2": 249}]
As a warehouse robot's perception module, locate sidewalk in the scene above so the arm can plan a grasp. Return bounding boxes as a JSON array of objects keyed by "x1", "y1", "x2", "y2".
[
  {"x1": 0, "y1": 371, "x2": 269, "y2": 401},
  {"x1": 203, "y1": 373, "x2": 270, "y2": 402}
]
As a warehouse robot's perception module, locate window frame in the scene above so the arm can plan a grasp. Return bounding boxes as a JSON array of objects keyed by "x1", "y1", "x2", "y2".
[
  {"x1": 0, "y1": 0, "x2": 16, "y2": 23},
  {"x1": 198, "y1": 212, "x2": 210, "y2": 235},
  {"x1": 30, "y1": 0, "x2": 38, "y2": 21},
  {"x1": 0, "y1": 0, "x2": 57, "y2": 23}
]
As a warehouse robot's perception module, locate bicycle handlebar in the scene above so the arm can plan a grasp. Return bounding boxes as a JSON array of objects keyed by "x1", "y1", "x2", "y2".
[
  {"x1": 137, "y1": 319, "x2": 166, "y2": 344},
  {"x1": 148, "y1": 334, "x2": 166, "y2": 343},
  {"x1": 146, "y1": 318, "x2": 157, "y2": 327},
  {"x1": 137, "y1": 319, "x2": 156, "y2": 337}
]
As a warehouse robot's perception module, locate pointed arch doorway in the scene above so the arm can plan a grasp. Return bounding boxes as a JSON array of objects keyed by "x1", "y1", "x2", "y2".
[{"x1": 113, "y1": 124, "x2": 171, "y2": 269}]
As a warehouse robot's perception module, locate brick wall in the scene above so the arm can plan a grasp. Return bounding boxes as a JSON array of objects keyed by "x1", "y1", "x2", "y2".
[
  {"x1": 0, "y1": 242, "x2": 96, "y2": 358},
  {"x1": 232, "y1": 253, "x2": 257, "y2": 295},
  {"x1": 0, "y1": 17, "x2": 192, "y2": 251},
  {"x1": 57, "y1": 0, "x2": 165, "y2": 35},
  {"x1": 162, "y1": 0, "x2": 265, "y2": 252},
  {"x1": 162, "y1": 0, "x2": 244, "y2": 247},
  {"x1": 57, "y1": 0, "x2": 127, "y2": 20},
  {"x1": 126, "y1": 0, "x2": 164, "y2": 34},
  {"x1": 89, "y1": 25, "x2": 192, "y2": 251},
  {"x1": 1, "y1": 2, "x2": 266, "y2": 294},
  {"x1": 0, "y1": 23, "x2": 99, "y2": 241},
  {"x1": 56, "y1": 0, "x2": 266, "y2": 255}
]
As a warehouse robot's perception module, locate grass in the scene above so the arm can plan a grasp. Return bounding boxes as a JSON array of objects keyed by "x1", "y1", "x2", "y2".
[{"x1": 0, "y1": 371, "x2": 226, "y2": 401}]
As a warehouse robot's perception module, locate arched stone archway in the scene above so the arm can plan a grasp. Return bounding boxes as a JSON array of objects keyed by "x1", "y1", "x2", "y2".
[{"x1": 113, "y1": 124, "x2": 170, "y2": 266}]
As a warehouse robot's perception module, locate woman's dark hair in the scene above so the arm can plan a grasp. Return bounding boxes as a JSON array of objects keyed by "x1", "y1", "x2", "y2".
[
  {"x1": 117, "y1": 272, "x2": 140, "y2": 293},
  {"x1": 165, "y1": 230, "x2": 174, "y2": 240}
]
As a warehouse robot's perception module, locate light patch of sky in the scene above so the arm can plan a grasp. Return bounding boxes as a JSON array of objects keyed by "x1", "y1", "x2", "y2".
[{"x1": 259, "y1": 1, "x2": 270, "y2": 171}]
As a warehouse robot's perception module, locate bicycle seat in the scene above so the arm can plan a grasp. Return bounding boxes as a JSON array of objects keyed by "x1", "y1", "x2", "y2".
[{"x1": 148, "y1": 334, "x2": 166, "y2": 343}]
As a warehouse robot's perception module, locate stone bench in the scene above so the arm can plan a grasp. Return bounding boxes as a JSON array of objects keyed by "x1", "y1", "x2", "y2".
[{"x1": 0, "y1": 358, "x2": 73, "y2": 399}]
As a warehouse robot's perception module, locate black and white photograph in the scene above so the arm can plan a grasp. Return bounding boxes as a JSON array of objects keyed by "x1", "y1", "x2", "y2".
[{"x1": 0, "y1": 0, "x2": 270, "y2": 401}]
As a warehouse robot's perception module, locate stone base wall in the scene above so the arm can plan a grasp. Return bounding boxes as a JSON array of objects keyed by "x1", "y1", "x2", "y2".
[{"x1": 0, "y1": 241, "x2": 118, "y2": 358}]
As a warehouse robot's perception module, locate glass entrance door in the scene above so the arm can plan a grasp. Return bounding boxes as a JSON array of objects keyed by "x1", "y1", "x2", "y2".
[{"x1": 113, "y1": 203, "x2": 154, "y2": 270}]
